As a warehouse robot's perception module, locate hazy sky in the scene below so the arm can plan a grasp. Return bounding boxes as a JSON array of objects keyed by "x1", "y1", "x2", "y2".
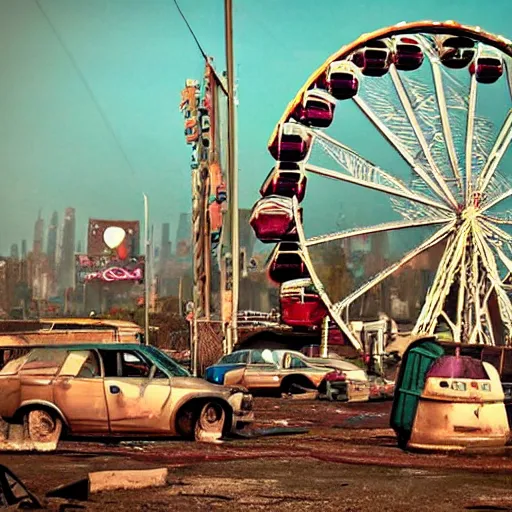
[{"x1": 1, "y1": 0, "x2": 512, "y2": 255}]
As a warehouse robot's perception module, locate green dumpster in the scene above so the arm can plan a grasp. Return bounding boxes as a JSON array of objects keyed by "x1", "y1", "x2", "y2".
[{"x1": 390, "y1": 337, "x2": 444, "y2": 448}]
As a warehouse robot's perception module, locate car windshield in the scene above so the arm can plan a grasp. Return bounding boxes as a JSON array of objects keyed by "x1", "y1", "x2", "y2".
[{"x1": 145, "y1": 346, "x2": 190, "y2": 377}]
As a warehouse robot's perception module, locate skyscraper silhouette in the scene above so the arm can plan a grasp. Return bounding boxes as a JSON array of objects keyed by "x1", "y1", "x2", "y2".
[
  {"x1": 33, "y1": 210, "x2": 44, "y2": 256},
  {"x1": 10, "y1": 244, "x2": 19, "y2": 260},
  {"x1": 160, "y1": 223, "x2": 171, "y2": 270},
  {"x1": 58, "y1": 207, "x2": 76, "y2": 291},
  {"x1": 47, "y1": 211, "x2": 58, "y2": 274}
]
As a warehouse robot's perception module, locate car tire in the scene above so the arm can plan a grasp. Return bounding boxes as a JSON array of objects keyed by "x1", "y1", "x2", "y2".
[
  {"x1": 194, "y1": 401, "x2": 226, "y2": 443},
  {"x1": 281, "y1": 377, "x2": 315, "y2": 395},
  {"x1": 24, "y1": 409, "x2": 62, "y2": 449}
]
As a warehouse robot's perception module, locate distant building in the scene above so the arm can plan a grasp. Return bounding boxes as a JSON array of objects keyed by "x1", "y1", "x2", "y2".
[
  {"x1": 160, "y1": 222, "x2": 171, "y2": 269},
  {"x1": 239, "y1": 209, "x2": 256, "y2": 260},
  {"x1": 10, "y1": 244, "x2": 19, "y2": 261},
  {"x1": 21, "y1": 240, "x2": 27, "y2": 260},
  {"x1": 58, "y1": 207, "x2": 76, "y2": 291},
  {"x1": 47, "y1": 211, "x2": 58, "y2": 274},
  {"x1": 175, "y1": 213, "x2": 192, "y2": 261},
  {"x1": 32, "y1": 211, "x2": 44, "y2": 256}
]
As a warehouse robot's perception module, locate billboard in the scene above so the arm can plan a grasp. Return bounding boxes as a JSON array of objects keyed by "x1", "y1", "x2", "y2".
[
  {"x1": 75, "y1": 254, "x2": 144, "y2": 284},
  {"x1": 87, "y1": 219, "x2": 140, "y2": 258}
]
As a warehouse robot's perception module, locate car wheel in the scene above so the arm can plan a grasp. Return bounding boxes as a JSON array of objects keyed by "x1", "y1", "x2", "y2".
[
  {"x1": 281, "y1": 377, "x2": 315, "y2": 395},
  {"x1": 25, "y1": 410, "x2": 62, "y2": 449},
  {"x1": 194, "y1": 401, "x2": 226, "y2": 443}
]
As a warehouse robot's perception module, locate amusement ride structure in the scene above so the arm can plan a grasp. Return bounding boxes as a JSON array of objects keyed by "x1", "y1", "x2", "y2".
[{"x1": 250, "y1": 21, "x2": 512, "y2": 351}]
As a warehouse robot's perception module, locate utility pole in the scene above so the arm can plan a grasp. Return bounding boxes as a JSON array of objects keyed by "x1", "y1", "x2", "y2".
[
  {"x1": 225, "y1": 0, "x2": 239, "y2": 353},
  {"x1": 143, "y1": 193, "x2": 150, "y2": 346}
]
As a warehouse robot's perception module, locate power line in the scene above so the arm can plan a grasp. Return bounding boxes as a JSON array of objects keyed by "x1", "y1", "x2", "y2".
[
  {"x1": 172, "y1": 0, "x2": 228, "y2": 96},
  {"x1": 172, "y1": 0, "x2": 209, "y2": 62},
  {"x1": 34, "y1": 0, "x2": 138, "y2": 179}
]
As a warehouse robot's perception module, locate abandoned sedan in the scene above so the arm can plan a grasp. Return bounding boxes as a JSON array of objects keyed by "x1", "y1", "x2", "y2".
[
  {"x1": 0, "y1": 344, "x2": 254, "y2": 448},
  {"x1": 205, "y1": 348, "x2": 370, "y2": 401}
]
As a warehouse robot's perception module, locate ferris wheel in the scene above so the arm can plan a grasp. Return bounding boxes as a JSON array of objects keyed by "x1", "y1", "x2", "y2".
[{"x1": 249, "y1": 20, "x2": 512, "y2": 351}]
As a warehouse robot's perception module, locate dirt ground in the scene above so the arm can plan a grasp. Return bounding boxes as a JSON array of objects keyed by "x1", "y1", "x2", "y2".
[{"x1": 2, "y1": 398, "x2": 512, "y2": 511}]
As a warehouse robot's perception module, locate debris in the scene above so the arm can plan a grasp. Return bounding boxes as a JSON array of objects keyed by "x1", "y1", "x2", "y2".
[
  {"x1": 272, "y1": 420, "x2": 289, "y2": 426},
  {"x1": 47, "y1": 468, "x2": 169, "y2": 501},
  {"x1": 281, "y1": 390, "x2": 319, "y2": 400},
  {"x1": 229, "y1": 427, "x2": 309, "y2": 439},
  {"x1": 47, "y1": 479, "x2": 89, "y2": 502},
  {"x1": 0, "y1": 464, "x2": 41, "y2": 509}
]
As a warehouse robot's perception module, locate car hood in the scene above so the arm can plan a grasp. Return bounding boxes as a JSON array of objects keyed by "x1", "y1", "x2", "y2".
[
  {"x1": 171, "y1": 376, "x2": 232, "y2": 394},
  {"x1": 204, "y1": 363, "x2": 246, "y2": 385}
]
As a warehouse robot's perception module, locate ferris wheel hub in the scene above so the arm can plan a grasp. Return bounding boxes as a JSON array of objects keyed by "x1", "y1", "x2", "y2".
[{"x1": 461, "y1": 205, "x2": 479, "y2": 222}]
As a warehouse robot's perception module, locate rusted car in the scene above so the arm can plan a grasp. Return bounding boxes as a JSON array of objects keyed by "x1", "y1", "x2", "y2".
[
  {"x1": 0, "y1": 344, "x2": 254, "y2": 449},
  {"x1": 205, "y1": 349, "x2": 370, "y2": 401}
]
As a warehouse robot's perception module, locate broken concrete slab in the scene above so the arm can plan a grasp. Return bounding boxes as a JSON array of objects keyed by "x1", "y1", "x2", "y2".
[
  {"x1": 281, "y1": 390, "x2": 319, "y2": 400},
  {"x1": 0, "y1": 419, "x2": 59, "y2": 452},
  {"x1": 89, "y1": 468, "x2": 168, "y2": 493},
  {"x1": 47, "y1": 468, "x2": 169, "y2": 501}
]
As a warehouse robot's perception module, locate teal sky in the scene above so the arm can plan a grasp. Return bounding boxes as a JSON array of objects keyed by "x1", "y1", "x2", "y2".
[{"x1": 1, "y1": 0, "x2": 512, "y2": 255}]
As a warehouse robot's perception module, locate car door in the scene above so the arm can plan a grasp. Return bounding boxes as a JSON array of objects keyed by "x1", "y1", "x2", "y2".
[
  {"x1": 100, "y1": 349, "x2": 172, "y2": 434},
  {"x1": 281, "y1": 352, "x2": 325, "y2": 387},
  {"x1": 242, "y1": 350, "x2": 282, "y2": 390},
  {"x1": 53, "y1": 350, "x2": 109, "y2": 434}
]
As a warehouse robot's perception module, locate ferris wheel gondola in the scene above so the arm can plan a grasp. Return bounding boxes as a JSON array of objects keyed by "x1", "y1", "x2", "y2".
[{"x1": 251, "y1": 20, "x2": 512, "y2": 350}]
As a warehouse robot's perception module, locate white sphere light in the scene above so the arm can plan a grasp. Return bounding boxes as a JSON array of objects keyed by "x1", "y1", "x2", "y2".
[{"x1": 103, "y1": 226, "x2": 126, "y2": 249}]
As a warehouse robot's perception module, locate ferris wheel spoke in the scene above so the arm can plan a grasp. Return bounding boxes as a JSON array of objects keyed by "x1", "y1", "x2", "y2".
[
  {"x1": 480, "y1": 222, "x2": 512, "y2": 276},
  {"x1": 483, "y1": 212, "x2": 512, "y2": 225},
  {"x1": 472, "y1": 228, "x2": 512, "y2": 337},
  {"x1": 465, "y1": 72, "x2": 478, "y2": 203},
  {"x1": 310, "y1": 128, "x2": 450, "y2": 211},
  {"x1": 414, "y1": 226, "x2": 470, "y2": 339},
  {"x1": 481, "y1": 217, "x2": 512, "y2": 239},
  {"x1": 332, "y1": 220, "x2": 456, "y2": 314},
  {"x1": 389, "y1": 66, "x2": 458, "y2": 208},
  {"x1": 353, "y1": 95, "x2": 454, "y2": 207},
  {"x1": 481, "y1": 187, "x2": 512, "y2": 212},
  {"x1": 305, "y1": 217, "x2": 450, "y2": 247},
  {"x1": 309, "y1": 128, "x2": 413, "y2": 194},
  {"x1": 291, "y1": 197, "x2": 363, "y2": 351},
  {"x1": 506, "y1": 58, "x2": 512, "y2": 102},
  {"x1": 305, "y1": 163, "x2": 453, "y2": 212},
  {"x1": 479, "y1": 218, "x2": 512, "y2": 265},
  {"x1": 464, "y1": 230, "x2": 495, "y2": 345},
  {"x1": 477, "y1": 109, "x2": 512, "y2": 194},
  {"x1": 492, "y1": 243, "x2": 512, "y2": 277},
  {"x1": 429, "y1": 62, "x2": 464, "y2": 190}
]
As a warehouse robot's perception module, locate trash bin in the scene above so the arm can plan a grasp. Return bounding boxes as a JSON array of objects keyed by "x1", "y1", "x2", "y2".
[{"x1": 390, "y1": 337, "x2": 444, "y2": 448}]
